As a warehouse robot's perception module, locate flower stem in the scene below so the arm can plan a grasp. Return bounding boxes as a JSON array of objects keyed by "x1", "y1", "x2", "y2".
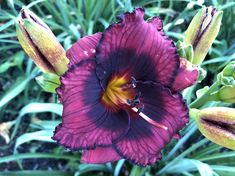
[{"x1": 190, "y1": 81, "x2": 220, "y2": 109}]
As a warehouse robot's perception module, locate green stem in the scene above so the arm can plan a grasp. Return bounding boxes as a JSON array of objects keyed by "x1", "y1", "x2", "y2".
[{"x1": 190, "y1": 81, "x2": 220, "y2": 109}]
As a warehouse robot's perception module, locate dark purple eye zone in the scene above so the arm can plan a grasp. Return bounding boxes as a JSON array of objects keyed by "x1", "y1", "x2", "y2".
[{"x1": 53, "y1": 8, "x2": 198, "y2": 166}]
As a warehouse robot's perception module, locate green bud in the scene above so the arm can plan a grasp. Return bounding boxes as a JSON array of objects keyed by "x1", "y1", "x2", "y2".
[
  {"x1": 191, "y1": 107, "x2": 235, "y2": 150},
  {"x1": 185, "y1": 44, "x2": 194, "y2": 63},
  {"x1": 35, "y1": 73, "x2": 60, "y2": 93},
  {"x1": 176, "y1": 41, "x2": 194, "y2": 62},
  {"x1": 16, "y1": 8, "x2": 69, "y2": 75},
  {"x1": 184, "y1": 6, "x2": 223, "y2": 65},
  {"x1": 222, "y1": 61, "x2": 235, "y2": 78},
  {"x1": 211, "y1": 85, "x2": 235, "y2": 103},
  {"x1": 216, "y1": 61, "x2": 235, "y2": 87},
  {"x1": 176, "y1": 41, "x2": 187, "y2": 59}
]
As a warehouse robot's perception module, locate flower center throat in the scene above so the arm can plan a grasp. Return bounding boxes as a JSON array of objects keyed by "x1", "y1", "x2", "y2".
[
  {"x1": 101, "y1": 75, "x2": 168, "y2": 130},
  {"x1": 101, "y1": 74, "x2": 136, "y2": 110}
]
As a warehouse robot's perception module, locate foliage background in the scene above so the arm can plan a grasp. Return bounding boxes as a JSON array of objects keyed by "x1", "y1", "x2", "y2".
[{"x1": 0, "y1": 0, "x2": 235, "y2": 175}]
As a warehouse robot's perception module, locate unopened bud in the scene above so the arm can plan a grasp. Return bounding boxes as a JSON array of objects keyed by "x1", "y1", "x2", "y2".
[
  {"x1": 211, "y1": 85, "x2": 235, "y2": 103},
  {"x1": 191, "y1": 107, "x2": 235, "y2": 150},
  {"x1": 184, "y1": 6, "x2": 223, "y2": 65},
  {"x1": 222, "y1": 61, "x2": 235, "y2": 78},
  {"x1": 35, "y1": 73, "x2": 60, "y2": 93},
  {"x1": 172, "y1": 58, "x2": 199, "y2": 92},
  {"x1": 16, "y1": 8, "x2": 69, "y2": 75}
]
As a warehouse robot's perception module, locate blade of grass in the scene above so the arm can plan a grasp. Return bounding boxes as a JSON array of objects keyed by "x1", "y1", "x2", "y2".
[
  {"x1": 211, "y1": 165, "x2": 235, "y2": 175},
  {"x1": 0, "y1": 20, "x2": 14, "y2": 32},
  {"x1": 0, "y1": 77, "x2": 31, "y2": 109},
  {"x1": 198, "y1": 151, "x2": 235, "y2": 162},
  {"x1": 14, "y1": 130, "x2": 55, "y2": 152},
  {"x1": 0, "y1": 153, "x2": 80, "y2": 163},
  {"x1": 114, "y1": 159, "x2": 125, "y2": 176},
  {"x1": 163, "y1": 158, "x2": 213, "y2": 176},
  {"x1": 11, "y1": 102, "x2": 62, "y2": 139},
  {"x1": 75, "y1": 164, "x2": 110, "y2": 176},
  {"x1": 165, "y1": 121, "x2": 197, "y2": 160},
  {"x1": 157, "y1": 138, "x2": 209, "y2": 175},
  {"x1": 130, "y1": 166, "x2": 147, "y2": 176},
  {"x1": 0, "y1": 171, "x2": 73, "y2": 176}
]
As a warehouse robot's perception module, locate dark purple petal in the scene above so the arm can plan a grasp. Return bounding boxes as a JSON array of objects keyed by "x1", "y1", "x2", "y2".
[
  {"x1": 53, "y1": 59, "x2": 129, "y2": 150},
  {"x1": 66, "y1": 32, "x2": 102, "y2": 67},
  {"x1": 81, "y1": 146, "x2": 121, "y2": 164},
  {"x1": 96, "y1": 8, "x2": 179, "y2": 89},
  {"x1": 172, "y1": 58, "x2": 199, "y2": 92},
  {"x1": 114, "y1": 81, "x2": 188, "y2": 166}
]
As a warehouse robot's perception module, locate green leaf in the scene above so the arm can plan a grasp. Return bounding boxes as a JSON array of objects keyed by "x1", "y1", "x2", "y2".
[
  {"x1": 11, "y1": 103, "x2": 62, "y2": 139},
  {"x1": 0, "y1": 153, "x2": 79, "y2": 163},
  {"x1": 211, "y1": 165, "x2": 235, "y2": 176},
  {"x1": 0, "y1": 62, "x2": 16, "y2": 73},
  {"x1": 14, "y1": 130, "x2": 54, "y2": 152},
  {"x1": 130, "y1": 166, "x2": 147, "y2": 176},
  {"x1": 199, "y1": 151, "x2": 235, "y2": 162},
  {"x1": 0, "y1": 171, "x2": 73, "y2": 176},
  {"x1": 158, "y1": 138, "x2": 209, "y2": 175},
  {"x1": 0, "y1": 77, "x2": 30, "y2": 108},
  {"x1": 165, "y1": 122, "x2": 197, "y2": 160},
  {"x1": 0, "y1": 20, "x2": 14, "y2": 32},
  {"x1": 75, "y1": 164, "x2": 110, "y2": 176},
  {"x1": 30, "y1": 119, "x2": 60, "y2": 130},
  {"x1": 164, "y1": 158, "x2": 214, "y2": 176},
  {"x1": 114, "y1": 159, "x2": 125, "y2": 176}
]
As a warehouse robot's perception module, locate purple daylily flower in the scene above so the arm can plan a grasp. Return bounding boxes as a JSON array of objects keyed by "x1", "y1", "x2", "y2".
[{"x1": 52, "y1": 8, "x2": 197, "y2": 166}]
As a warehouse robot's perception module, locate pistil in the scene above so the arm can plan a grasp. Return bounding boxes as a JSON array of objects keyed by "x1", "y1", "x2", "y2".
[{"x1": 128, "y1": 104, "x2": 168, "y2": 130}]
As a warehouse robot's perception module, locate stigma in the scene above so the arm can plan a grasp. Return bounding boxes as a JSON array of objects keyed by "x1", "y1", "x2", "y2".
[{"x1": 130, "y1": 106, "x2": 168, "y2": 130}]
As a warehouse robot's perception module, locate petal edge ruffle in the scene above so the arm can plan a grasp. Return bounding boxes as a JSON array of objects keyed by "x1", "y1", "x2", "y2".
[{"x1": 96, "y1": 8, "x2": 180, "y2": 89}]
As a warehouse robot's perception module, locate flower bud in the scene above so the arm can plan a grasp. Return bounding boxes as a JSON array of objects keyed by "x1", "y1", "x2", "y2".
[
  {"x1": 222, "y1": 61, "x2": 235, "y2": 78},
  {"x1": 191, "y1": 107, "x2": 235, "y2": 150},
  {"x1": 16, "y1": 8, "x2": 69, "y2": 75},
  {"x1": 184, "y1": 6, "x2": 223, "y2": 65},
  {"x1": 211, "y1": 85, "x2": 235, "y2": 103},
  {"x1": 35, "y1": 73, "x2": 60, "y2": 93},
  {"x1": 172, "y1": 58, "x2": 199, "y2": 92},
  {"x1": 216, "y1": 62, "x2": 235, "y2": 86},
  {"x1": 176, "y1": 41, "x2": 194, "y2": 62}
]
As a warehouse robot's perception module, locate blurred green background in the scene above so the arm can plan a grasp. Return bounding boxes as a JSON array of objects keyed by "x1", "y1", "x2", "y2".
[{"x1": 0, "y1": 0, "x2": 235, "y2": 175}]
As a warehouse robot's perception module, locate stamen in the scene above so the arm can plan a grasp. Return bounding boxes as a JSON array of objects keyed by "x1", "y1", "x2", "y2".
[
  {"x1": 131, "y1": 106, "x2": 168, "y2": 130},
  {"x1": 122, "y1": 76, "x2": 137, "y2": 90},
  {"x1": 131, "y1": 76, "x2": 137, "y2": 88},
  {"x1": 126, "y1": 91, "x2": 167, "y2": 130}
]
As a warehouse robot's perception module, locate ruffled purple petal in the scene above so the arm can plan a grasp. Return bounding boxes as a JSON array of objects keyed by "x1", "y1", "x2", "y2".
[
  {"x1": 66, "y1": 33, "x2": 102, "y2": 67},
  {"x1": 172, "y1": 58, "x2": 199, "y2": 92},
  {"x1": 53, "y1": 59, "x2": 129, "y2": 150},
  {"x1": 114, "y1": 81, "x2": 188, "y2": 166},
  {"x1": 147, "y1": 16, "x2": 163, "y2": 32},
  {"x1": 81, "y1": 146, "x2": 121, "y2": 164},
  {"x1": 96, "y1": 8, "x2": 179, "y2": 89}
]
